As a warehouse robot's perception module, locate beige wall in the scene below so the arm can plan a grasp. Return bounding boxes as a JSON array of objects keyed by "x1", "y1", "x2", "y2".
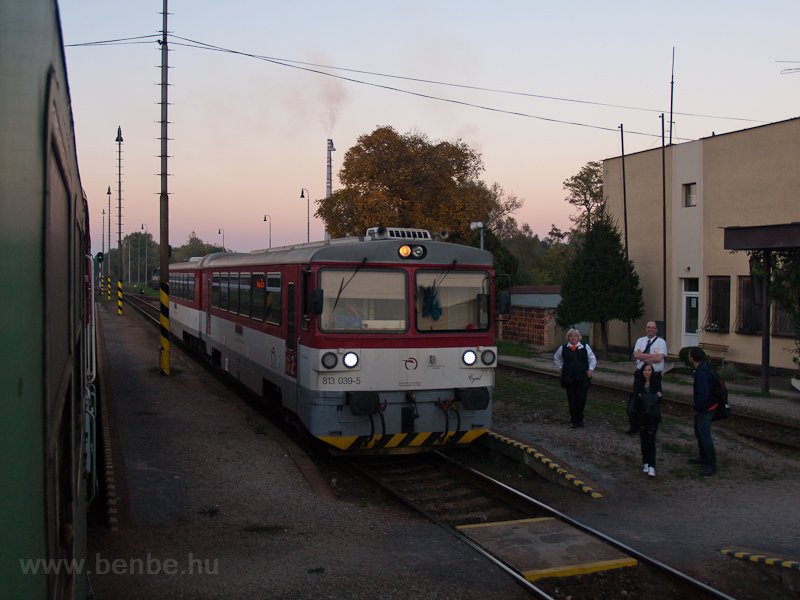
[{"x1": 603, "y1": 119, "x2": 800, "y2": 370}]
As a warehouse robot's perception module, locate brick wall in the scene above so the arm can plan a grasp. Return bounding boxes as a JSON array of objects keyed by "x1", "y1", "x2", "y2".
[{"x1": 498, "y1": 306, "x2": 559, "y2": 348}]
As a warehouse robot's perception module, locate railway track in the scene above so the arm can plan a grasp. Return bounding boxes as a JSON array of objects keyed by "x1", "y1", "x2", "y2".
[
  {"x1": 351, "y1": 451, "x2": 734, "y2": 599},
  {"x1": 499, "y1": 362, "x2": 800, "y2": 453}
]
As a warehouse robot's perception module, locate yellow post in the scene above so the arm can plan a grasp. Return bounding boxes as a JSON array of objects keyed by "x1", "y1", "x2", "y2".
[
  {"x1": 117, "y1": 279, "x2": 123, "y2": 315},
  {"x1": 159, "y1": 281, "x2": 170, "y2": 375}
]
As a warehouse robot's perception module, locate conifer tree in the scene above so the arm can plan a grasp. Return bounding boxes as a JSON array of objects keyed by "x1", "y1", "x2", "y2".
[{"x1": 556, "y1": 214, "x2": 643, "y2": 358}]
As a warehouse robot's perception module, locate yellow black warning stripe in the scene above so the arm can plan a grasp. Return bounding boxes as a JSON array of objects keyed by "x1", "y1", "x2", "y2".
[
  {"x1": 487, "y1": 431, "x2": 603, "y2": 499},
  {"x1": 721, "y1": 547, "x2": 800, "y2": 571},
  {"x1": 320, "y1": 428, "x2": 487, "y2": 451},
  {"x1": 159, "y1": 281, "x2": 170, "y2": 376}
]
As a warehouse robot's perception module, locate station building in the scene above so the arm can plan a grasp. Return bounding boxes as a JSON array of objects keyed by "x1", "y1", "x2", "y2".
[{"x1": 602, "y1": 117, "x2": 800, "y2": 371}]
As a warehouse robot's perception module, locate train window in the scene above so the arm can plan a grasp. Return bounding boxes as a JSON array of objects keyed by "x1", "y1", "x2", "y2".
[
  {"x1": 229, "y1": 272, "x2": 240, "y2": 314},
  {"x1": 266, "y1": 274, "x2": 281, "y2": 326},
  {"x1": 239, "y1": 274, "x2": 251, "y2": 317},
  {"x1": 212, "y1": 273, "x2": 220, "y2": 308},
  {"x1": 188, "y1": 273, "x2": 195, "y2": 302},
  {"x1": 318, "y1": 268, "x2": 407, "y2": 332},
  {"x1": 251, "y1": 274, "x2": 266, "y2": 320},
  {"x1": 415, "y1": 270, "x2": 490, "y2": 332},
  {"x1": 220, "y1": 272, "x2": 230, "y2": 311}
]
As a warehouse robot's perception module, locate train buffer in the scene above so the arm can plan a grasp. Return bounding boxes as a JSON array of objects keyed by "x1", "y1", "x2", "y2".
[{"x1": 457, "y1": 516, "x2": 636, "y2": 582}]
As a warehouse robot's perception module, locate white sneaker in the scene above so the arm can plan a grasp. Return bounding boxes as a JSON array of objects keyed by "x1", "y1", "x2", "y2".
[
  {"x1": 642, "y1": 463, "x2": 649, "y2": 473},
  {"x1": 647, "y1": 466, "x2": 656, "y2": 478}
]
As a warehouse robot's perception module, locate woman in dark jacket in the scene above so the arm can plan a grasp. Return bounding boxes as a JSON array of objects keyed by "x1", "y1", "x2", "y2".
[
  {"x1": 553, "y1": 328, "x2": 596, "y2": 428},
  {"x1": 632, "y1": 363, "x2": 662, "y2": 477}
]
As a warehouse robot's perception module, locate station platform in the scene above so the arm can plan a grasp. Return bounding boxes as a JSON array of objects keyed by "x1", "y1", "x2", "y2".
[{"x1": 89, "y1": 302, "x2": 521, "y2": 599}]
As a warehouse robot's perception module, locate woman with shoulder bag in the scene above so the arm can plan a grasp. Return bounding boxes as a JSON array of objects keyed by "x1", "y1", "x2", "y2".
[{"x1": 633, "y1": 363, "x2": 662, "y2": 477}]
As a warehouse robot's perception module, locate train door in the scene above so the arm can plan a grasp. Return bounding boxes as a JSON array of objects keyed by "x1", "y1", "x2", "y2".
[
  {"x1": 205, "y1": 272, "x2": 213, "y2": 338},
  {"x1": 285, "y1": 282, "x2": 297, "y2": 377}
]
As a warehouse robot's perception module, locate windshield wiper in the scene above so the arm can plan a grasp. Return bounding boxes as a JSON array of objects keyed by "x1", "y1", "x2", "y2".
[{"x1": 332, "y1": 257, "x2": 367, "y2": 311}]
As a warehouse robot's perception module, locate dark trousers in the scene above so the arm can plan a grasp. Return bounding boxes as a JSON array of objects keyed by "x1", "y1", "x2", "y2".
[
  {"x1": 565, "y1": 382, "x2": 587, "y2": 425},
  {"x1": 627, "y1": 410, "x2": 639, "y2": 433},
  {"x1": 639, "y1": 419, "x2": 659, "y2": 466},
  {"x1": 693, "y1": 411, "x2": 716, "y2": 466}
]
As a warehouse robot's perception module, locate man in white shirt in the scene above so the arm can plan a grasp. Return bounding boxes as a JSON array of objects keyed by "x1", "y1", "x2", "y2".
[{"x1": 626, "y1": 321, "x2": 668, "y2": 434}]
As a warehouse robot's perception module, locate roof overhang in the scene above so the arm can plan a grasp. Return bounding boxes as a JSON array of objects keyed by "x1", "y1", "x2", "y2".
[{"x1": 723, "y1": 222, "x2": 800, "y2": 251}]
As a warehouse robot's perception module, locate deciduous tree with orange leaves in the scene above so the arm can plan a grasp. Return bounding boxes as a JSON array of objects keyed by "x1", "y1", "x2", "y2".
[{"x1": 316, "y1": 126, "x2": 520, "y2": 241}]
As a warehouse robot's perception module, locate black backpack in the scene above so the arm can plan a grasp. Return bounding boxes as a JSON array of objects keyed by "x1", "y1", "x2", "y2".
[{"x1": 709, "y1": 370, "x2": 731, "y2": 421}]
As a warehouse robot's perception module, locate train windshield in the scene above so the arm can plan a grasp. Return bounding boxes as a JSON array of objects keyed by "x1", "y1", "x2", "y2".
[
  {"x1": 415, "y1": 269, "x2": 490, "y2": 332},
  {"x1": 318, "y1": 268, "x2": 407, "y2": 332}
]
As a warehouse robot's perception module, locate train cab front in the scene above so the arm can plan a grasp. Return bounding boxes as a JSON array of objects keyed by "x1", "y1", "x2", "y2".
[{"x1": 302, "y1": 343, "x2": 497, "y2": 455}]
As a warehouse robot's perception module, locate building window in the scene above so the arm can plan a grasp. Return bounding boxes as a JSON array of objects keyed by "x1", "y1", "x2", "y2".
[
  {"x1": 774, "y1": 301, "x2": 797, "y2": 337},
  {"x1": 736, "y1": 276, "x2": 762, "y2": 334},
  {"x1": 704, "y1": 276, "x2": 730, "y2": 333},
  {"x1": 683, "y1": 182, "x2": 697, "y2": 207}
]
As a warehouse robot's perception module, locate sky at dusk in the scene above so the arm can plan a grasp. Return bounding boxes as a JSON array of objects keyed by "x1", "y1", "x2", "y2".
[{"x1": 58, "y1": 1, "x2": 800, "y2": 255}]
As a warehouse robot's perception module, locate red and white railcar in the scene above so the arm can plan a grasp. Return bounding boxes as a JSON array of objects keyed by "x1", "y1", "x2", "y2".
[{"x1": 169, "y1": 227, "x2": 506, "y2": 452}]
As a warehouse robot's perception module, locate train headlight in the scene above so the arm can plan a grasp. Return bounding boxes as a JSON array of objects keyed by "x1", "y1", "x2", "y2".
[
  {"x1": 321, "y1": 352, "x2": 338, "y2": 369},
  {"x1": 398, "y1": 244, "x2": 427, "y2": 259},
  {"x1": 343, "y1": 351, "x2": 359, "y2": 368},
  {"x1": 462, "y1": 350, "x2": 478, "y2": 366},
  {"x1": 481, "y1": 349, "x2": 496, "y2": 365}
]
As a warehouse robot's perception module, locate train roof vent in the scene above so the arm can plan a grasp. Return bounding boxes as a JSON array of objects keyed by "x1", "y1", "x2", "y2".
[{"x1": 366, "y1": 226, "x2": 432, "y2": 241}]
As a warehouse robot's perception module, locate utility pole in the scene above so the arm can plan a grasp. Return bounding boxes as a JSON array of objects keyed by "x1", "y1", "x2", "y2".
[
  {"x1": 107, "y1": 186, "x2": 112, "y2": 300},
  {"x1": 100, "y1": 209, "x2": 105, "y2": 295},
  {"x1": 116, "y1": 126, "x2": 123, "y2": 315},
  {"x1": 158, "y1": 0, "x2": 171, "y2": 375}
]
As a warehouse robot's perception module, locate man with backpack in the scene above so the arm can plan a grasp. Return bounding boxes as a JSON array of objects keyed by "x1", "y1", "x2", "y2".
[{"x1": 688, "y1": 347, "x2": 717, "y2": 476}]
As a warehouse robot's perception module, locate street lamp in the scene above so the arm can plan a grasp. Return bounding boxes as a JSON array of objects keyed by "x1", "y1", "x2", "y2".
[
  {"x1": 218, "y1": 227, "x2": 225, "y2": 250},
  {"x1": 299, "y1": 188, "x2": 310, "y2": 243},
  {"x1": 263, "y1": 214, "x2": 271, "y2": 248},
  {"x1": 141, "y1": 224, "x2": 148, "y2": 285},
  {"x1": 470, "y1": 221, "x2": 485, "y2": 250}
]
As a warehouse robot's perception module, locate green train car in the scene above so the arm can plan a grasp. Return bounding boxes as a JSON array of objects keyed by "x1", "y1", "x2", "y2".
[{"x1": 1, "y1": 2, "x2": 96, "y2": 598}]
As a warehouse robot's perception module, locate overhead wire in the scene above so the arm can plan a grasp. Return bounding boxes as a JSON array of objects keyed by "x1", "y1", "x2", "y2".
[
  {"x1": 167, "y1": 35, "x2": 682, "y2": 140},
  {"x1": 177, "y1": 42, "x2": 762, "y2": 124},
  {"x1": 65, "y1": 33, "x2": 765, "y2": 139}
]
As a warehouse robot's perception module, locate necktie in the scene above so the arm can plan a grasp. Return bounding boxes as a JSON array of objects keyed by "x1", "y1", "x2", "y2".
[
  {"x1": 644, "y1": 338, "x2": 655, "y2": 354},
  {"x1": 569, "y1": 344, "x2": 577, "y2": 351}
]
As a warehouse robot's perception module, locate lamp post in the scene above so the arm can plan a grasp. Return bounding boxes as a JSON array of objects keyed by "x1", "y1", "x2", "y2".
[
  {"x1": 218, "y1": 228, "x2": 225, "y2": 250},
  {"x1": 470, "y1": 221, "x2": 485, "y2": 250},
  {"x1": 141, "y1": 224, "x2": 148, "y2": 285},
  {"x1": 263, "y1": 214, "x2": 271, "y2": 248},
  {"x1": 300, "y1": 188, "x2": 310, "y2": 243}
]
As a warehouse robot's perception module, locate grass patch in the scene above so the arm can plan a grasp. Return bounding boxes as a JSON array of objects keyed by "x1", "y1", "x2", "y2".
[{"x1": 495, "y1": 339, "x2": 534, "y2": 357}]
